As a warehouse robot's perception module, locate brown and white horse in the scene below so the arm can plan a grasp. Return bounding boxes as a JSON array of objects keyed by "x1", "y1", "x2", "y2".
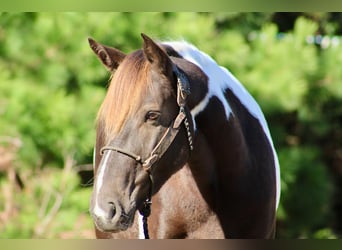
[{"x1": 88, "y1": 34, "x2": 280, "y2": 239}]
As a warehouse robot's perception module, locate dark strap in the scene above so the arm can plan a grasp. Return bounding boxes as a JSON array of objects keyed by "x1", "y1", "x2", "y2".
[
  {"x1": 139, "y1": 198, "x2": 151, "y2": 239},
  {"x1": 142, "y1": 106, "x2": 189, "y2": 172},
  {"x1": 100, "y1": 146, "x2": 142, "y2": 163},
  {"x1": 100, "y1": 106, "x2": 191, "y2": 173},
  {"x1": 138, "y1": 170, "x2": 153, "y2": 239},
  {"x1": 174, "y1": 66, "x2": 190, "y2": 106}
]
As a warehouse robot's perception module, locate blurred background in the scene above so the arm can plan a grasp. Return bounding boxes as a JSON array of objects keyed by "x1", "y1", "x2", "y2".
[{"x1": 0, "y1": 12, "x2": 341, "y2": 239}]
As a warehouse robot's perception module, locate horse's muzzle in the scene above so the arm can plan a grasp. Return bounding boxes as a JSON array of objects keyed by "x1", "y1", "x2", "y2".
[{"x1": 91, "y1": 201, "x2": 135, "y2": 232}]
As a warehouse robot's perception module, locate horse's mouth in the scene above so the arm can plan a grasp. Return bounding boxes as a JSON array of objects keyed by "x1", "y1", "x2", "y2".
[{"x1": 92, "y1": 208, "x2": 136, "y2": 233}]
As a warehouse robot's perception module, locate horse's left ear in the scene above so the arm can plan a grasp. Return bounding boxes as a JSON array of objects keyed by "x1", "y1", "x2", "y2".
[
  {"x1": 88, "y1": 38, "x2": 126, "y2": 72},
  {"x1": 141, "y1": 33, "x2": 173, "y2": 76}
]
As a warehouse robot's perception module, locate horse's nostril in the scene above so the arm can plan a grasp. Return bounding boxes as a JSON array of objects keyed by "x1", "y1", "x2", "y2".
[{"x1": 108, "y1": 202, "x2": 116, "y2": 219}]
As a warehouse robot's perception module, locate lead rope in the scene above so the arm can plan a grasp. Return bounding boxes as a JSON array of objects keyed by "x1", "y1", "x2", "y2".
[
  {"x1": 180, "y1": 106, "x2": 194, "y2": 151},
  {"x1": 139, "y1": 172, "x2": 153, "y2": 239},
  {"x1": 141, "y1": 198, "x2": 151, "y2": 239}
]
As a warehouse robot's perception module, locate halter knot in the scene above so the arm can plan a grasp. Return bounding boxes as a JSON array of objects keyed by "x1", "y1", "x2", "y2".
[{"x1": 142, "y1": 154, "x2": 159, "y2": 172}]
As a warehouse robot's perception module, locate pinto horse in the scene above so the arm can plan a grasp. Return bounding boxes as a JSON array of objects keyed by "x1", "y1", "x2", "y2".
[{"x1": 88, "y1": 34, "x2": 280, "y2": 239}]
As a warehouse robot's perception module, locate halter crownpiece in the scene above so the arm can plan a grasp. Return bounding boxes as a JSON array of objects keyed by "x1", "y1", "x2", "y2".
[
  {"x1": 174, "y1": 66, "x2": 193, "y2": 151},
  {"x1": 174, "y1": 66, "x2": 191, "y2": 106}
]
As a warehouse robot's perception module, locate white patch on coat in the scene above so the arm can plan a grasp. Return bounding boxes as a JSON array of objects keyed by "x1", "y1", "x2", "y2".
[{"x1": 163, "y1": 40, "x2": 281, "y2": 208}]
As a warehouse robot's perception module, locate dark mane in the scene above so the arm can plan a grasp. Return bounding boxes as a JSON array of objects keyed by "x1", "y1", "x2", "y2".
[{"x1": 97, "y1": 50, "x2": 151, "y2": 140}]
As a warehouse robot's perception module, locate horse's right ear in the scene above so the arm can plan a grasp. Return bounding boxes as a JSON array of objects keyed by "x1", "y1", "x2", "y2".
[{"x1": 88, "y1": 38, "x2": 126, "y2": 72}]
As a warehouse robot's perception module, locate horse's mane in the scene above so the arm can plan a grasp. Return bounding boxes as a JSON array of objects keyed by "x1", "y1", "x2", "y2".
[{"x1": 97, "y1": 50, "x2": 151, "y2": 140}]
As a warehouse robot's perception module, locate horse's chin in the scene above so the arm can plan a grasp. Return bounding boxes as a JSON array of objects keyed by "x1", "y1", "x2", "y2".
[
  {"x1": 95, "y1": 219, "x2": 134, "y2": 233},
  {"x1": 93, "y1": 209, "x2": 136, "y2": 233}
]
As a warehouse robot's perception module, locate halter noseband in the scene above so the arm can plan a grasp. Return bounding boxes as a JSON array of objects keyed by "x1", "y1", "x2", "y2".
[{"x1": 99, "y1": 66, "x2": 193, "y2": 239}]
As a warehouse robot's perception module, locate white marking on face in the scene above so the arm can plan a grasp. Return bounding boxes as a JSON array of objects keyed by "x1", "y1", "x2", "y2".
[
  {"x1": 93, "y1": 145, "x2": 96, "y2": 169},
  {"x1": 163, "y1": 41, "x2": 281, "y2": 209},
  {"x1": 93, "y1": 151, "x2": 111, "y2": 217}
]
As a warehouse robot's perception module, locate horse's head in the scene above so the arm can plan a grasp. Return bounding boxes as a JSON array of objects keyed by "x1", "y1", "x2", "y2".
[{"x1": 89, "y1": 34, "x2": 194, "y2": 233}]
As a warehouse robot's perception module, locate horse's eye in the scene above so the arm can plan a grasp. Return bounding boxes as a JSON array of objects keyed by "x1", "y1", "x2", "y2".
[{"x1": 145, "y1": 111, "x2": 160, "y2": 121}]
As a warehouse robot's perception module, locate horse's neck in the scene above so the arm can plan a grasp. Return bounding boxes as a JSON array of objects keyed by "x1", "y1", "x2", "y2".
[
  {"x1": 187, "y1": 132, "x2": 219, "y2": 208},
  {"x1": 188, "y1": 101, "x2": 248, "y2": 209}
]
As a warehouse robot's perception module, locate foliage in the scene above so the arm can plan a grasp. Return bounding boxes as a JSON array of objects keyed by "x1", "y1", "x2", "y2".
[
  {"x1": 0, "y1": 12, "x2": 341, "y2": 238},
  {"x1": 0, "y1": 165, "x2": 93, "y2": 238}
]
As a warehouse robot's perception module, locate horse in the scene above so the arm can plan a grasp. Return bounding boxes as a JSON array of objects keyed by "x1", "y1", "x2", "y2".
[{"x1": 88, "y1": 33, "x2": 280, "y2": 239}]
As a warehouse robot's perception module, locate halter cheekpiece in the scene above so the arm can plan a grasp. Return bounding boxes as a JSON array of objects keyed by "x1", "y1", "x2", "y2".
[{"x1": 100, "y1": 66, "x2": 193, "y2": 239}]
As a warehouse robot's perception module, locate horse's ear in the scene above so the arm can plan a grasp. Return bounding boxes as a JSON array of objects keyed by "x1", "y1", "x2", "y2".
[
  {"x1": 141, "y1": 33, "x2": 173, "y2": 76},
  {"x1": 88, "y1": 38, "x2": 126, "y2": 72}
]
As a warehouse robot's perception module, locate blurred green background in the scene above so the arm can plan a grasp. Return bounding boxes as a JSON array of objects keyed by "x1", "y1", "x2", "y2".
[{"x1": 0, "y1": 12, "x2": 341, "y2": 239}]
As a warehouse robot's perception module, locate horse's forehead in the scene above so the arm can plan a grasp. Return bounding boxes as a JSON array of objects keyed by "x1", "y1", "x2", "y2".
[{"x1": 98, "y1": 46, "x2": 188, "y2": 139}]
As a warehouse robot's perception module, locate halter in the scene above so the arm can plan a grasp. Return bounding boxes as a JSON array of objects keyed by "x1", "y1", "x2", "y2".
[{"x1": 100, "y1": 66, "x2": 194, "y2": 239}]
